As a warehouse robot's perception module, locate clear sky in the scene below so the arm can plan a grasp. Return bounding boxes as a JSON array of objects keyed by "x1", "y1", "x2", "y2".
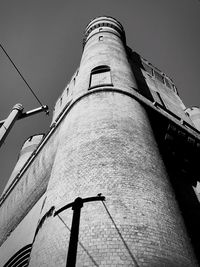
[{"x1": 0, "y1": 0, "x2": 200, "y2": 194}]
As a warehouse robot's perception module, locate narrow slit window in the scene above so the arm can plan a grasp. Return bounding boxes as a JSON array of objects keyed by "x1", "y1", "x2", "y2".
[
  {"x1": 164, "y1": 78, "x2": 172, "y2": 88},
  {"x1": 156, "y1": 92, "x2": 166, "y2": 108},
  {"x1": 89, "y1": 65, "x2": 112, "y2": 88}
]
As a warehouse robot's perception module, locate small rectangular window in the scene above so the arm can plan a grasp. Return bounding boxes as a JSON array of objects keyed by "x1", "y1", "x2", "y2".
[
  {"x1": 89, "y1": 65, "x2": 112, "y2": 88},
  {"x1": 99, "y1": 36, "x2": 103, "y2": 41},
  {"x1": 90, "y1": 71, "x2": 111, "y2": 87}
]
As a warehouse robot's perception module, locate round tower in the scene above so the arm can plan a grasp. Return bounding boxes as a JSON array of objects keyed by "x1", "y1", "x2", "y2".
[
  {"x1": 2, "y1": 134, "x2": 44, "y2": 194},
  {"x1": 29, "y1": 16, "x2": 197, "y2": 266}
]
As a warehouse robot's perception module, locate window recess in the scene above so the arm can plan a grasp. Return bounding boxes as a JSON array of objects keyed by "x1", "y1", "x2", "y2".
[
  {"x1": 154, "y1": 70, "x2": 164, "y2": 83},
  {"x1": 164, "y1": 77, "x2": 174, "y2": 90}
]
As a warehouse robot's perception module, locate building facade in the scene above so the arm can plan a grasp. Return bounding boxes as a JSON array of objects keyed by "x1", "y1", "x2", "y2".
[{"x1": 0, "y1": 16, "x2": 200, "y2": 266}]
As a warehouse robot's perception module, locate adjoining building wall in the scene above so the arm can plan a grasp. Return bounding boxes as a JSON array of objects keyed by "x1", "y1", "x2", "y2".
[
  {"x1": 185, "y1": 107, "x2": 200, "y2": 210},
  {"x1": 127, "y1": 50, "x2": 195, "y2": 126},
  {"x1": 51, "y1": 69, "x2": 78, "y2": 124},
  {"x1": 185, "y1": 107, "x2": 200, "y2": 131}
]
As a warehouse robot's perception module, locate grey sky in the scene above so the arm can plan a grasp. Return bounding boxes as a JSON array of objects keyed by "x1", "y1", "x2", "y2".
[{"x1": 0, "y1": 0, "x2": 200, "y2": 194}]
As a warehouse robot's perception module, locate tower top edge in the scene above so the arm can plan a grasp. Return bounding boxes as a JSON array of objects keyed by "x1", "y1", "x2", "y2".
[
  {"x1": 20, "y1": 133, "x2": 45, "y2": 149},
  {"x1": 83, "y1": 16, "x2": 126, "y2": 47},
  {"x1": 85, "y1": 16, "x2": 124, "y2": 32}
]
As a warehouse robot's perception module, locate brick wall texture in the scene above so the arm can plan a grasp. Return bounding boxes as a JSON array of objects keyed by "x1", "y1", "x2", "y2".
[{"x1": 29, "y1": 92, "x2": 197, "y2": 267}]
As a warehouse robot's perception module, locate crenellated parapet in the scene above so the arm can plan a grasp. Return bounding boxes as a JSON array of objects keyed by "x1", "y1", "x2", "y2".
[{"x1": 83, "y1": 16, "x2": 126, "y2": 47}]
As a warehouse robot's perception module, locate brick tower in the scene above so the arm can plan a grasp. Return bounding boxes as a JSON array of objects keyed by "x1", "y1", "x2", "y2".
[{"x1": 0, "y1": 16, "x2": 200, "y2": 266}]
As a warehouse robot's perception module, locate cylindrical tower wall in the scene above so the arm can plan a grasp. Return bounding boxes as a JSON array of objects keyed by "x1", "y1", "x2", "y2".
[
  {"x1": 0, "y1": 131, "x2": 59, "y2": 246},
  {"x1": 29, "y1": 17, "x2": 197, "y2": 266},
  {"x1": 2, "y1": 134, "x2": 44, "y2": 194},
  {"x1": 0, "y1": 104, "x2": 23, "y2": 148}
]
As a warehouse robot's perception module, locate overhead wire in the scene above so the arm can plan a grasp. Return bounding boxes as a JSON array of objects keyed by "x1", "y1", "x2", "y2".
[
  {"x1": 56, "y1": 214, "x2": 99, "y2": 266},
  {"x1": 0, "y1": 43, "x2": 47, "y2": 111},
  {"x1": 100, "y1": 200, "x2": 140, "y2": 267}
]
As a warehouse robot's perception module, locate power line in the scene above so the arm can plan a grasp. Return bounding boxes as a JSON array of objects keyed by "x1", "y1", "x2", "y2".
[
  {"x1": 0, "y1": 43, "x2": 45, "y2": 108},
  {"x1": 101, "y1": 200, "x2": 140, "y2": 267}
]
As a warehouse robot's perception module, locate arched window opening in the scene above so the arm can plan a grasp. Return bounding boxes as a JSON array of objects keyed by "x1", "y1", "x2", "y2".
[
  {"x1": 3, "y1": 244, "x2": 32, "y2": 267},
  {"x1": 60, "y1": 97, "x2": 62, "y2": 106},
  {"x1": 89, "y1": 65, "x2": 112, "y2": 88}
]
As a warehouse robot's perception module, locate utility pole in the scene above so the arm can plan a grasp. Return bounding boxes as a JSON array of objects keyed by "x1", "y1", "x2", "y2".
[
  {"x1": 0, "y1": 104, "x2": 48, "y2": 148},
  {"x1": 54, "y1": 194, "x2": 105, "y2": 267}
]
